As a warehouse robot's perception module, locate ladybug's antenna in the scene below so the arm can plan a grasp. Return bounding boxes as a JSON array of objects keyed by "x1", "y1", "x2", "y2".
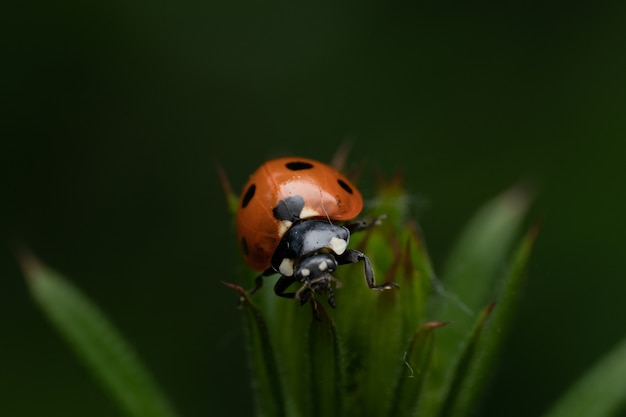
[{"x1": 319, "y1": 189, "x2": 332, "y2": 225}]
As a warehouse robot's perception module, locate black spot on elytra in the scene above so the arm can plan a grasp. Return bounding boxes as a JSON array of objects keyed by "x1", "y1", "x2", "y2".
[
  {"x1": 273, "y1": 195, "x2": 305, "y2": 221},
  {"x1": 337, "y1": 178, "x2": 353, "y2": 194},
  {"x1": 285, "y1": 161, "x2": 314, "y2": 171},
  {"x1": 241, "y1": 184, "x2": 256, "y2": 208},
  {"x1": 241, "y1": 236, "x2": 249, "y2": 256}
]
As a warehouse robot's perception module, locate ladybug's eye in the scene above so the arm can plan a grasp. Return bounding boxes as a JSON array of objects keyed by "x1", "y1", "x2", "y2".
[
  {"x1": 337, "y1": 178, "x2": 354, "y2": 194},
  {"x1": 241, "y1": 184, "x2": 256, "y2": 208},
  {"x1": 285, "y1": 161, "x2": 314, "y2": 171}
]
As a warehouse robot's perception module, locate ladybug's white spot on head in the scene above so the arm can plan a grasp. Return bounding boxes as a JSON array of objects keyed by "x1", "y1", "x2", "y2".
[
  {"x1": 329, "y1": 237, "x2": 348, "y2": 255},
  {"x1": 300, "y1": 268, "x2": 310, "y2": 277},
  {"x1": 278, "y1": 258, "x2": 295, "y2": 276},
  {"x1": 318, "y1": 260, "x2": 328, "y2": 271},
  {"x1": 277, "y1": 220, "x2": 292, "y2": 238}
]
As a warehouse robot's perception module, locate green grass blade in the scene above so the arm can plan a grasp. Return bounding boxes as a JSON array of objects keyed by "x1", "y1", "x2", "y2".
[
  {"x1": 397, "y1": 222, "x2": 437, "y2": 337},
  {"x1": 20, "y1": 253, "x2": 179, "y2": 417},
  {"x1": 420, "y1": 187, "x2": 531, "y2": 416},
  {"x1": 308, "y1": 302, "x2": 343, "y2": 417},
  {"x1": 542, "y1": 336, "x2": 626, "y2": 417},
  {"x1": 223, "y1": 282, "x2": 286, "y2": 417},
  {"x1": 336, "y1": 222, "x2": 407, "y2": 417},
  {"x1": 387, "y1": 321, "x2": 448, "y2": 417},
  {"x1": 433, "y1": 186, "x2": 531, "y2": 320},
  {"x1": 437, "y1": 303, "x2": 495, "y2": 417},
  {"x1": 438, "y1": 226, "x2": 538, "y2": 417}
]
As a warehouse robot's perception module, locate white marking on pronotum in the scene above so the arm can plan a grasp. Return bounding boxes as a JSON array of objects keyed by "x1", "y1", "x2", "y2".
[
  {"x1": 403, "y1": 351, "x2": 415, "y2": 378},
  {"x1": 279, "y1": 258, "x2": 295, "y2": 276},
  {"x1": 300, "y1": 205, "x2": 319, "y2": 220},
  {"x1": 277, "y1": 220, "x2": 292, "y2": 238},
  {"x1": 328, "y1": 237, "x2": 348, "y2": 255}
]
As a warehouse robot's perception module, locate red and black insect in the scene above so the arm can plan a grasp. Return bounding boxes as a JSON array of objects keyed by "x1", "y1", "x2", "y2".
[{"x1": 236, "y1": 157, "x2": 397, "y2": 307}]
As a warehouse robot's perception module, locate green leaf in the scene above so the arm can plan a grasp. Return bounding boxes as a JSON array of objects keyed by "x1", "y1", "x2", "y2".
[
  {"x1": 308, "y1": 302, "x2": 343, "y2": 417},
  {"x1": 255, "y1": 281, "x2": 317, "y2": 417},
  {"x1": 433, "y1": 186, "x2": 532, "y2": 320},
  {"x1": 440, "y1": 226, "x2": 538, "y2": 417},
  {"x1": 226, "y1": 175, "x2": 538, "y2": 417},
  {"x1": 387, "y1": 321, "x2": 448, "y2": 417},
  {"x1": 223, "y1": 282, "x2": 286, "y2": 417},
  {"x1": 542, "y1": 336, "x2": 626, "y2": 417},
  {"x1": 437, "y1": 303, "x2": 495, "y2": 417},
  {"x1": 20, "y1": 252, "x2": 179, "y2": 417},
  {"x1": 398, "y1": 222, "x2": 437, "y2": 336},
  {"x1": 335, "y1": 221, "x2": 406, "y2": 417},
  {"x1": 420, "y1": 187, "x2": 532, "y2": 416}
]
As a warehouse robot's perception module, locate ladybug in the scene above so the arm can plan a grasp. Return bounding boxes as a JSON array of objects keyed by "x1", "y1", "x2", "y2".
[{"x1": 236, "y1": 156, "x2": 398, "y2": 307}]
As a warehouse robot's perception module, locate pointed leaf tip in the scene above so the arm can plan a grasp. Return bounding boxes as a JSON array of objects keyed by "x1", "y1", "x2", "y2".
[
  {"x1": 542, "y1": 336, "x2": 626, "y2": 417},
  {"x1": 222, "y1": 281, "x2": 252, "y2": 308},
  {"x1": 502, "y1": 185, "x2": 533, "y2": 210},
  {"x1": 215, "y1": 162, "x2": 232, "y2": 195},
  {"x1": 216, "y1": 163, "x2": 239, "y2": 216},
  {"x1": 25, "y1": 263, "x2": 180, "y2": 417},
  {"x1": 485, "y1": 301, "x2": 496, "y2": 316},
  {"x1": 330, "y1": 139, "x2": 353, "y2": 171},
  {"x1": 15, "y1": 244, "x2": 43, "y2": 280},
  {"x1": 424, "y1": 320, "x2": 452, "y2": 329},
  {"x1": 222, "y1": 280, "x2": 245, "y2": 293},
  {"x1": 387, "y1": 320, "x2": 443, "y2": 417}
]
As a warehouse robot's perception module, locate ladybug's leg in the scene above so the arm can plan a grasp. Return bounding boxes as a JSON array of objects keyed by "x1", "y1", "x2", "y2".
[
  {"x1": 273, "y1": 275, "x2": 298, "y2": 299},
  {"x1": 250, "y1": 267, "x2": 276, "y2": 295},
  {"x1": 327, "y1": 285, "x2": 336, "y2": 308},
  {"x1": 337, "y1": 249, "x2": 399, "y2": 290},
  {"x1": 345, "y1": 215, "x2": 386, "y2": 234},
  {"x1": 275, "y1": 276, "x2": 336, "y2": 308},
  {"x1": 292, "y1": 279, "x2": 337, "y2": 308}
]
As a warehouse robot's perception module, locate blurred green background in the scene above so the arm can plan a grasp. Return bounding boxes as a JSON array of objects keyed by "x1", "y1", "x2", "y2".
[{"x1": 3, "y1": 2, "x2": 626, "y2": 416}]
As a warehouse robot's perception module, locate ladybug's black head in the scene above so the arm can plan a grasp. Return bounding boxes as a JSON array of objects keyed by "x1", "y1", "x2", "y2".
[
  {"x1": 294, "y1": 253, "x2": 337, "y2": 281},
  {"x1": 292, "y1": 253, "x2": 339, "y2": 306}
]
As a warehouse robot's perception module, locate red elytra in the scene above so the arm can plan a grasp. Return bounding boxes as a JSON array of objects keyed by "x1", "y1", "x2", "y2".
[{"x1": 236, "y1": 157, "x2": 363, "y2": 271}]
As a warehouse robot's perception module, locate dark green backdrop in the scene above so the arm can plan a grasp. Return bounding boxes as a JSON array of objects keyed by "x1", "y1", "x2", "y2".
[{"x1": 3, "y1": 2, "x2": 626, "y2": 416}]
